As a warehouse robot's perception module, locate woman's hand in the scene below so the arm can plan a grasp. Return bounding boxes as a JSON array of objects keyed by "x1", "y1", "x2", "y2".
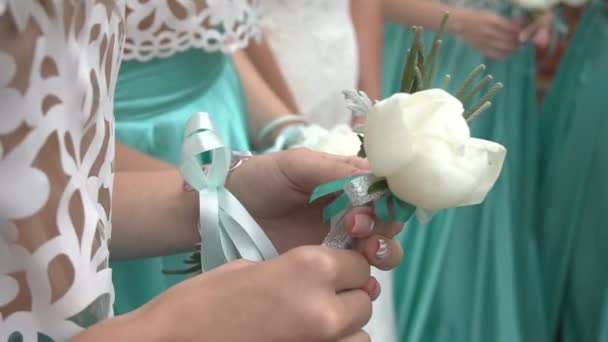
[
  {"x1": 518, "y1": 10, "x2": 554, "y2": 49},
  {"x1": 457, "y1": 8, "x2": 524, "y2": 60},
  {"x1": 227, "y1": 149, "x2": 405, "y2": 270},
  {"x1": 78, "y1": 247, "x2": 378, "y2": 341}
]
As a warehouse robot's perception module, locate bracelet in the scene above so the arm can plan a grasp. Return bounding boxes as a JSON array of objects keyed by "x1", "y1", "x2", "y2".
[
  {"x1": 255, "y1": 114, "x2": 308, "y2": 147},
  {"x1": 180, "y1": 113, "x2": 278, "y2": 272}
]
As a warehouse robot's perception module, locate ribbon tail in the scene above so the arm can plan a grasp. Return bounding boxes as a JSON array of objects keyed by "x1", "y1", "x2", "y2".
[{"x1": 322, "y1": 209, "x2": 352, "y2": 249}]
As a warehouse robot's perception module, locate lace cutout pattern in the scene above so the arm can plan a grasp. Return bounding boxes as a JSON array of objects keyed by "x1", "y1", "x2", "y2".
[
  {"x1": 123, "y1": 0, "x2": 262, "y2": 61},
  {"x1": 0, "y1": 0, "x2": 124, "y2": 340}
]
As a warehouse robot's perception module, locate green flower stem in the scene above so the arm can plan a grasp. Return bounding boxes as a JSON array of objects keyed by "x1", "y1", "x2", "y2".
[
  {"x1": 441, "y1": 74, "x2": 452, "y2": 90},
  {"x1": 414, "y1": 66, "x2": 424, "y2": 92},
  {"x1": 425, "y1": 13, "x2": 449, "y2": 87},
  {"x1": 463, "y1": 82, "x2": 503, "y2": 120},
  {"x1": 461, "y1": 74, "x2": 494, "y2": 105},
  {"x1": 425, "y1": 39, "x2": 442, "y2": 89},
  {"x1": 466, "y1": 101, "x2": 492, "y2": 123},
  {"x1": 455, "y1": 64, "x2": 486, "y2": 100},
  {"x1": 401, "y1": 48, "x2": 416, "y2": 93},
  {"x1": 414, "y1": 27, "x2": 426, "y2": 90}
]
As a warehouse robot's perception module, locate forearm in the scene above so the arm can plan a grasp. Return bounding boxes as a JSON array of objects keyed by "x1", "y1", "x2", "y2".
[
  {"x1": 352, "y1": 0, "x2": 384, "y2": 102},
  {"x1": 232, "y1": 50, "x2": 305, "y2": 149},
  {"x1": 115, "y1": 142, "x2": 174, "y2": 171},
  {"x1": 382, "y1": 0, "x2": 469, "y2": 36},
  {"x1": 110, "y1": 169, "x2": 199, "y2": 259},
  {"x1": 72, "y1": 308, "x2": 167, "y2": 341}
]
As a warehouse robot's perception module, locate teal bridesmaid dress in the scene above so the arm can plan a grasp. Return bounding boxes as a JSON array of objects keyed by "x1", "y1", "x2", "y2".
[
  {"x1": 111, "y1": 50, "x2": 250, "y2": 314},
  {"x1": 538, "y1": 4, "x2": 608, "y2": 341},
  {"x1": 383, "y1": 10, "x2": 547, "y2": 341}
]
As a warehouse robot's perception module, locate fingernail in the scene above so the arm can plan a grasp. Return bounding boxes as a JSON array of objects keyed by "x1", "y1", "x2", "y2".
[
  {"x1": 376, "y1": 238, "x2": 389, "y2": 260},
  {"x1": 367, "y1": 277, "x2": 382, "y2": 300},
  {"x1": 351, "y1": 215, "x2": 375, "y2": 235}
]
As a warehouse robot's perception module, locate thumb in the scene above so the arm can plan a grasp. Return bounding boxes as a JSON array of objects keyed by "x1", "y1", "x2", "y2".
[{"x1": 279, "y1": 149, "x2": 368, "y2": 193}]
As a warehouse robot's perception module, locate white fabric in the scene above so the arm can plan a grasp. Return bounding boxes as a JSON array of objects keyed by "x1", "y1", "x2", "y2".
[
  {"x1": 0, "y1": 0, "x2": 124, "y2": 340},
  {"x1": 123, "y1": 0, "x2": 262, "y2": 61},
  {"x1": 260, "y1": 2, "x2": 396, "y2": 340},
  {"x1": 259, "y1": 0, "x2": 358, "y2": 128}
]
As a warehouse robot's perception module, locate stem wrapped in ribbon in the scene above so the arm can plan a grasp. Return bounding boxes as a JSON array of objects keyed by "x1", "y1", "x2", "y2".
[
  {"x1": 175, "y1": 113, "x2": 278, "y2": 273},
  {"x1": 311, "y1": 174, "x2": 415, "y2": 249}
]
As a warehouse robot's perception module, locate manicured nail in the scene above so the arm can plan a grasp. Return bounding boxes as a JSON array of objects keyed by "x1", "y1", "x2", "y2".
[
  {"x1": 376, "y1": 238, "x2": 389, "y2": 260},
  {"x1": 351, "y1": 215, "x2": 375, "y2": 235},
  {"x1": 366, "y1": 277, "x2": 382, "y2": 300}
]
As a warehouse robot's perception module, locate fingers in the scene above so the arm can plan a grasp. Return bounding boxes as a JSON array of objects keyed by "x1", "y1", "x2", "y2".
[
  {"x1": 488, "y1": 14, "x2": 522, "y2": 36},
  {"x1": 533, "y1": 27, "x2": 551, "y2": 49},
  {"x1": 354, "y1": 235, "x2": 404, "y2": 271},
  {"x1": 344, "y1": 207, "x2": 404, "y2": 239},
  {"x1": 279, "y1": 149, "x2": 368, "y2": 193},
  {"x1": 338, "y1": 330, "x2": 372, "y2": 342},
  {"x1": 289, "y1": 247, "x2": 371, "y2": 291},
  {"x1": 328, "y1": 248, "x2": 372, "y2": 291},
  {"x1": 518, "y1": 21, "x2": 540, "y2": 43},
  {"x1": 334, "y1": 289, "x2": 373, "y2": 337}
]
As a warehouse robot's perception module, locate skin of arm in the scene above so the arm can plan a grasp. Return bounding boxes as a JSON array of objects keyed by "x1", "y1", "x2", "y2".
[
  {"x1": 243, "y1": 37, "x2": 300, "y2": 114},
  {"x1": 382, "y1": 0, "x2": 471, "y2": 35},
  {"x1": 351, "y1": 0, "x2": 384, "y2": 103},
  {"x1": 232, "y1": 49, "x2": 306, "y2": 150}
]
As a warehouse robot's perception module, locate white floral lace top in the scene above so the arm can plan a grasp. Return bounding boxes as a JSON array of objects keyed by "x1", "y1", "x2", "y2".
[
  {"x1": 0, "y1": 1, "x2": 124, "y2": 340},
  {"x1": 0, "y1": 0, "x2": 260, "y2": 340},
  {"x1": 123, "y1": 0, "x2": 262, "y2": 61}
]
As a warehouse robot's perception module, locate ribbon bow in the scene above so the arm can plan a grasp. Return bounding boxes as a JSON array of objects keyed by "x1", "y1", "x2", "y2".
[
  {"x1": 180, "y1": 113, "x2": 278, "y2": 272},
  {"x1": 310, "y1": 174, "x2": 416, "y2": 249}
]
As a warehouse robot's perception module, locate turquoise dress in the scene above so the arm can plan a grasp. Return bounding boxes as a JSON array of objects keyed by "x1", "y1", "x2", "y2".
[
  {"x1": 383, "y1": 13, "x2": 547, "y2": 341},
  {"x1": 538, "y1": 4, "x2": 608, "y2": 341},
  {"x1": 111, "y1": 50, "x2": 249, "y2": 314}
]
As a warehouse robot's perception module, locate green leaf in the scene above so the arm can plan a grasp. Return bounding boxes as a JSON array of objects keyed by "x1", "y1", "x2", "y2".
[
  {"x1": 368, "y1": 179, "x2": 389, "y2": 194},
  {"x1": 357, "y1": 134, "x2": 366, "y2": 158}
]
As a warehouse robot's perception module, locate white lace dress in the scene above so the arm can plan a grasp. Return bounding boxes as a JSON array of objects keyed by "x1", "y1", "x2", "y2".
[
  {"x1": 0, "y1": 1, "x2": 124, "y2": 340},
  {"x1": 0, "y1": 0, "x2": 259, "y2": 340},
  {"x1": 260, "y1": 0, "x2": 358, "y2": 128},
  {"x1": 260, "y1": 2, "x2": 397, "y2": 341}
]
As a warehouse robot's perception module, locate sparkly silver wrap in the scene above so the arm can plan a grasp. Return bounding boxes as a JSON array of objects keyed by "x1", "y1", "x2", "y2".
[{"x1": 322, "y1": 174, "x2": 386, "y2": 249}]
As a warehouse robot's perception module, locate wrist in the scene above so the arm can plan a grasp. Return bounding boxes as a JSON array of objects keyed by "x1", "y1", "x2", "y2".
[
  {"x1": 446, "y1": 8, "x2": 471, "y2": 38},
  {"x1": 72, "y1": 307, "x2": 165, "y2": 341}
]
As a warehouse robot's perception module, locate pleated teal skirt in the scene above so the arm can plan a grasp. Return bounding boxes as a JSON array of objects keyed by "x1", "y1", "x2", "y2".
[{"x1": 538, "y1": 5, "x2": 608, "y2": 341}]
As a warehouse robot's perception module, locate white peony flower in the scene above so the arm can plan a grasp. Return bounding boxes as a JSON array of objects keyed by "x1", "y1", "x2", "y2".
[
  {"x1": 364, "y1": 89, "x2": 506, "y2": 211},
  {"x1": 559, "y1": 0, "x2": 587, "y2": 7},
  {"x1": 512, "y1": 0, "x2": 559, "y2": 11},
  {"x1": 292, "y1": 124, "x2": 361, "y2": 157}
]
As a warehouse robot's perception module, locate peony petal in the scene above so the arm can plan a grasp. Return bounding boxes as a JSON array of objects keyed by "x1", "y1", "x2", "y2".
[
  {"x1": 386, "y1": 137, "x2": 480, "y2": 210},
  {"x1": 386, "y1": 136, "x2": 506, "y2": 210},
  {"x1": 364, "y1": 93, "x2": 416, "y2": 176},
  {"x1": 455, "y1": 138, "x2": 506, "y2": 206}
]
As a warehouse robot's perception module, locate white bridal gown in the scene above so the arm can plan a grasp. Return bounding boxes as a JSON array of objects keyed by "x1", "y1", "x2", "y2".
[{"x1": 260, "y1": 1, "x2": 398, "y2": 341}]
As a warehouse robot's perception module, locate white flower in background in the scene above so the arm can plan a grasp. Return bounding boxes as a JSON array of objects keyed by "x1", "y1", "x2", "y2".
[
  {"x1": 364, "y1": 89, "x2": 506, "y2": 211},
  {"x1": 512, "y1": 0, "x2": 558, "y2": 11},
  {"x1": 292, "y1": 124, "x2": 361, "y2": 157},
  {"x1": 559, "y1": 0, "x2": 587, "y2": 7}
]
